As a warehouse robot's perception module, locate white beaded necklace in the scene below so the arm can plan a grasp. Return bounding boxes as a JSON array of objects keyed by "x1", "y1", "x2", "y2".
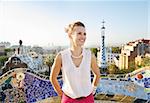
[
  {"x1": 71, "y1": 53, "x2": 83, "y2": 59},
  {"x1": 70, "y1": 49, "x2": 83, "y2": 59}
]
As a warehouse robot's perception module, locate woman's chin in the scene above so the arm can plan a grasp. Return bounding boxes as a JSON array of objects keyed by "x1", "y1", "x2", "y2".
[{"x1": 78, "y1": 43, "x2": 84, "y2": 46}]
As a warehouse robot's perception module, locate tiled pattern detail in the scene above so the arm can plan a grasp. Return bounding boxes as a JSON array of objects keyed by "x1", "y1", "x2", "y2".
[
  {"x1": 24, "y1": 73, "x2": 63, "y2": 103},
  {"x1": 1, "y1": 71, "x2": 149, "y2": 103},
  {"x1": 4, "y1": 88, "x2": 26, "y2": 103},
  {"x1": 96, "y1": 79, "x2": 149, "y2": 100}
]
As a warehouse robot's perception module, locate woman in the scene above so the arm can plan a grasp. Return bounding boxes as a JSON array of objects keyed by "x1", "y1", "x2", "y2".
[{"x1": 50, "y1": 21, "x2": 100, "y2": 103}]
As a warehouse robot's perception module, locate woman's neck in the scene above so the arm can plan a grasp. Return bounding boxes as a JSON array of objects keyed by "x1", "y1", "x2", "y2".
[{"x1": 70, "y1": 45, "x2": 83, "y2": 57}]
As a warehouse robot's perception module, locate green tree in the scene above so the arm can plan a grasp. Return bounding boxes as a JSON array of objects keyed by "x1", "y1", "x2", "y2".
[
  {"x1": 118, "y1": 68, "x2": 135, "y2": 74},
  {"x1": 0, "y1": 56, "x2": 8, "y2": 67},
  {"x1": 111, "y1": 47, "x2": 121, "y2": 53},
  {"x1": 108, "y1": 64, "x2": 119, "y2": 74},
  {"x1": 44, "y1": 54, "x2": 55, "y2": 75},
  {"x1": 90, "y1": 48, "x2": 98, "y2": 57},
  {"x1": 4, "y1": 48, "x2": 12, "y2": 53},
  {"x1": 128, "y1": 60, "x2": 136, "y2": 70},
  {"x1": 141, "y1": 57, "x2": 150, "y2": 67}
]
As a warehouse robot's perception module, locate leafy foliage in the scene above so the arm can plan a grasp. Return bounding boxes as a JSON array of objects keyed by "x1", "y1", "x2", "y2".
[
  {"x1": 90, "y1": 48, "x2": 98, "y2": 57},
  {"x1": 108, "y1": 64, "x2": 119, "y2": 74},
  {"x1": 117, "y1": 68, "x2": 135, "y2": 74},
  {"x1": 4, "y1": 48, "x2": 13, "y2": 53},
  {"x1": 141, "y1": 57, "x2": 150, "y2": 67},
  {"x1": 44, "y1": 54, "x2": 55, "y2": 67},
  {"x1": 111, "y1": 47, "x2": 121, "y2": 53},
  {"x1": 0, "y1": 56, "x2": 8, "y2": 67},
  {"x1": 44, "y1": 54, "x2": 56, "y2": 75}
]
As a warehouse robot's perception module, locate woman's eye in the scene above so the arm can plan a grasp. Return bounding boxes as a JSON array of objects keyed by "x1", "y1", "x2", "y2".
[
  {"x1": 78, "y1": 32, "x2": 82, "y2": 35},
  {"x1": 77, "y1": 32, "x2": 86, "y2": 36}
]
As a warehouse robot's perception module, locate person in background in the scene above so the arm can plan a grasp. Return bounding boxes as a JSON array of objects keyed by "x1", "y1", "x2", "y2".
[{"x1": 50, "y1": 21, "x2": 100, "y2": 103}]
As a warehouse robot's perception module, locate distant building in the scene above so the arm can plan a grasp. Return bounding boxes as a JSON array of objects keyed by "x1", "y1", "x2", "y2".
[
  {"x1": 11, "y1": 45, "x2": 31, "y2": 54},
  {"x1": 119, "y1": 39, "x2": 150, "y2": 70},
  {"x1": 31, "y1": 46, "x2": 44, "y2": 54},
  {"x1": 107, "y1": 53, "x2": 120, "y2": 65},
  {"x1": 3, "y1": 41, "x2": 46, "y2": 73},
  {"x1": 0, "y1": 42, "x2": 11, "y2": 48}
]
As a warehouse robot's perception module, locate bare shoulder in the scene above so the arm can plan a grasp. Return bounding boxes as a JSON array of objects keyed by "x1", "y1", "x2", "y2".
[
  {"x1": 90, "y1": 52, "x2": 99, "y2": 68},
  {"x1": 91, "y1": 52, "x2": 96, "y2": 60},
  {"x1": 50, "y1": 52, "x2": 62, "y2": 77},
  {"x1": 55, "y1": 53, "x2": 62, "y2": 60},
  {"x1": 54, "y1": 52, "x2": 62, "y2": 65}
]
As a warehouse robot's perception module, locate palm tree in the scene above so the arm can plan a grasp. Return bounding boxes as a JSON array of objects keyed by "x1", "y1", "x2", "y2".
[{"x1": 44, "y1": 54, "x2": 55, "y2": 75}]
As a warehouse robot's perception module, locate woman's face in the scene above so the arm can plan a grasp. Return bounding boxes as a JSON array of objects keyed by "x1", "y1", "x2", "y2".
[{"x1": 70, "y1": 26, "x2": 86, "y2": 47}]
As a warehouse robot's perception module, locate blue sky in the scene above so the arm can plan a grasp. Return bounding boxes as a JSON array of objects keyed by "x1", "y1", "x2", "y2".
[{"x1": 0, "y1": 0, "x2": 149, "y2": 47}]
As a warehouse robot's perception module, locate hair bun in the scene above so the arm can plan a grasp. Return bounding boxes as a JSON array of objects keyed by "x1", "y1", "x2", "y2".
[{"x1": 65, "y1": 24, "x2": 73, "y2": 34}]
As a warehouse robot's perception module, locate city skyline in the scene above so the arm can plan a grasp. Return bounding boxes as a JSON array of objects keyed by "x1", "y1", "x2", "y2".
[{"x1": 0, "y1": 0, "x2": 149, "y2": 47}]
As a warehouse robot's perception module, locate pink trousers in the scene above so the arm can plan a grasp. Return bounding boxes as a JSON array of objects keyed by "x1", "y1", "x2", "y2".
[{"x1": 61, "y1": 93, "x2": 94, "y2": 103}]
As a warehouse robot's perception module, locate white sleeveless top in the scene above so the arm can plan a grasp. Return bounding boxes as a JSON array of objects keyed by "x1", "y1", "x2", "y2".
[{"x1": 60, "y1": 48, "x2": 93, "y2": 99}]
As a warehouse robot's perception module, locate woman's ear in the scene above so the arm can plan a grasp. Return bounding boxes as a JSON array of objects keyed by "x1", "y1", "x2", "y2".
[{"x1": 68, "y1": 33, "x2": 72, "y2": 38}]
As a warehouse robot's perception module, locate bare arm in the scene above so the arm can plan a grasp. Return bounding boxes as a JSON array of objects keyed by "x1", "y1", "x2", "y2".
[
  {"x1": 50, "y1": 53, "x2": 63, "y2": 97},
  {"x1": 91, "y1": 53, "x2": 100, "y2": 87}
]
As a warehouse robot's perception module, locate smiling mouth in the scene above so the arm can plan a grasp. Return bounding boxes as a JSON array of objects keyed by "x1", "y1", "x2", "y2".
[{"x1": 79, "y1": 40, "x2": 85, "y2": 42}]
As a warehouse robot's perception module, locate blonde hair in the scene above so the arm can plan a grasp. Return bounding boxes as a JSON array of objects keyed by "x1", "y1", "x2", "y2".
[{"x1": 65, "y1": 21, "x2": 85, "y2": 35}]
